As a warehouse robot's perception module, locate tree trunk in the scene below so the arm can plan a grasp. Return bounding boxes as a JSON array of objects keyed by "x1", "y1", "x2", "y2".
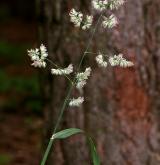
[{"x1": 37, "y1": 0, "x2": 160, "y2": 164}]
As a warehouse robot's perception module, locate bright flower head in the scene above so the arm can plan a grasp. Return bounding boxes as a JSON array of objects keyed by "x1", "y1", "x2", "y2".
[{"x1": 28, "y1": 44, "x2": 48, "y2": 68}]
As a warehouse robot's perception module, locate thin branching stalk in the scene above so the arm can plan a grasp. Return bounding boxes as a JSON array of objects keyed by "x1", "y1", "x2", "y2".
[
  {"x1": 40, "y1": 13, "x2": 103, "y2": 165},
  {"x1": 77, "y1": 14, "x2": 103, "y2": 71}
]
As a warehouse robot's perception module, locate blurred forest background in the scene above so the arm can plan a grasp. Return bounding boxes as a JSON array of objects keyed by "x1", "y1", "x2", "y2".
[
  {"x1": 0, "y1": 0, "x2": 41, "y2": 165},
  {"x1": 0, "y1": 0, "x2": 160, "y2": 165}
]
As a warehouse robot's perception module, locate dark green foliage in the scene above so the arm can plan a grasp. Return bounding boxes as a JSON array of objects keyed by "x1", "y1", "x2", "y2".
[
  {"x1": 0, "y1": 70, "x2": 42, "y2": 113},
  {"x1": 0, "y1": 70, "x2": 39, "y2": 95},
  {"x1": 0, "y1": 154, "x2": 12, "y2": 165},
  {"x1": 0, "y1": 41, "x2": 30, "y2": 64}
]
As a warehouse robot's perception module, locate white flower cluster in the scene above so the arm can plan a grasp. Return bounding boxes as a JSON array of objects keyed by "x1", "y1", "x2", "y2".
[
  {"x1": 68, "y1": 68, "x2": 91, "y2": 107},
  {"x1": 95, "y1": 53, "x2": 108, "y2": 67},
  {"x1": 51, "y1": 64, "x2": 73, "y2": 75},
  {"x1": 69, "y1": 9, "x2": 93, "y2": 30},
  {"x1": 109, "y1": 54, "x2": 134, "y2": 67},
  {"x1": 92, "y1": 0, "x2": 108, "y2": 11},
  {"x1": 76, "y1": 67, "x2": 92, "y2": 90},
  {"x1": 70, "y1": 0, "x2": 124, "y2": 31},
  {"x1": 82, "y1": 15, "x2": 93, "y2": 30},
  {"x1": 92, "y1": 0, "x2": 124, "y2": 11},
  {"x1": 102, "y1": 14, "x2": 118, "y2": 28},
  {"x1": 28, "y1": 44, "x2": 48, "y2": 68},
  {"x1": 69, "y1": 9, "x2": 83, "y2": 27},
  {"x1": 108, "y1": 0, "x2": 125, "y2": 10},
  {"x1": 96, "y1": 53, "x2": 133, "y2": 68},
  {"x1": 69, "y1": 97, "x2": 84, "y2": 107}
]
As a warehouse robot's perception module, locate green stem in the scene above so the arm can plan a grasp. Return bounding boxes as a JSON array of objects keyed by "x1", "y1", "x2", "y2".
[
  {"x1": 41, "y1": 13, "x2": 103, "y2": 165},
  {"x1": 53, "y1": 85, "x2": 73, "y2": 133},
  {"x1": 77, "y1": 14, "x2": 103, "y2": 71},
  {"x1": 41, "y1": 140, "x2": 53, "y2": 165},
  {"x1": 41, "y1": 84, "x2": 73, "y2": 165}
]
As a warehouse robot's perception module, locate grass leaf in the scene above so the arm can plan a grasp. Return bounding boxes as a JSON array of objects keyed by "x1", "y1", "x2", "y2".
[
  {"x1": 51, "y1": 128, "x2": 83, "y2": 140},
  {"x1": 88, "y1": 137, "x2": 100, "y2": 165},
  {"x1": 41, "y1": 128, "x2": 100, "y2": 165}
]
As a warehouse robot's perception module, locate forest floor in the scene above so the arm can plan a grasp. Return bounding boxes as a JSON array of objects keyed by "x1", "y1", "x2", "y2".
[{"x1": 0, "y1": 113, "x2": 41, "y2": 165}]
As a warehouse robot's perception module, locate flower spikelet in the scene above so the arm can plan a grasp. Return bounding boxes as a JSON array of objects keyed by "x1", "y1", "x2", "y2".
[
  {"x1": 92, "y1": 0, "x2": 109, "y2": 11},
  {"x1": 82, "y1": 15, "x2": 93, "y2": 30},
  {"x1": 109, "y1": 54, "x2": 134, "y2": 67},
  {"x1": 102, "y1": 14, "x2": 118, "y2": 28},
  {"x1": 28, "y1": 44, "x2": 48, "y2": 68},
  {"x1": 51, "y1": 64, "x2": 73, "y2": 75},
  {"x1": 69, "y1": 9, "x2": 83, "y2": 27},
  {"x1": 95, "y1": 53, "x2": 108, "y2": 67},
  {"x1": 69, "y1": 97, "x2": 84, "y2": 107},
  {"x1": 109, "y1": 0, "x2": 125, "y2": 10},
  {"x1": 76, "y1": 67, "x2": 91, "y2": 89},
  {"x1": 40, "y1": 44, "x2": 48, "y2": 60}
]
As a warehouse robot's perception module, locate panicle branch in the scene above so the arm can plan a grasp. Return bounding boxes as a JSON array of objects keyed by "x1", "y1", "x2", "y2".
[{"x1": 28, "y1": 0, "x2": 132, "y2": 108}]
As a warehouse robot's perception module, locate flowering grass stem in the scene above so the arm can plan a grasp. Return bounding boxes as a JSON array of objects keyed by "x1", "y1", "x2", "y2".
[
  {"x1": 27, "y1": 1, "x2": 132, "y2": 164},
  {"x1": 40, "y1": 14, "x2": 103, "y2": 165}
]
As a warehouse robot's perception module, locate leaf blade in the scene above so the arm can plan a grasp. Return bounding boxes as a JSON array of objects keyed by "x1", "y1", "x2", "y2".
[
  {"x1": 50, "y1": 128, "x2": 100, "y2": 165},
  {"x1": 51, "y1": 128, "x2": 83, "y2": 140},
  {"x1": 88, "y1": 137, "x2": 100, "y2": 165}
]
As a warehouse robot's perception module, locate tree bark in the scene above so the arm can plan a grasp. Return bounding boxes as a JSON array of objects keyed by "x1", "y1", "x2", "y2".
[{"x1": 37, "y1": 0, "x2": 160, "y2": 164}]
